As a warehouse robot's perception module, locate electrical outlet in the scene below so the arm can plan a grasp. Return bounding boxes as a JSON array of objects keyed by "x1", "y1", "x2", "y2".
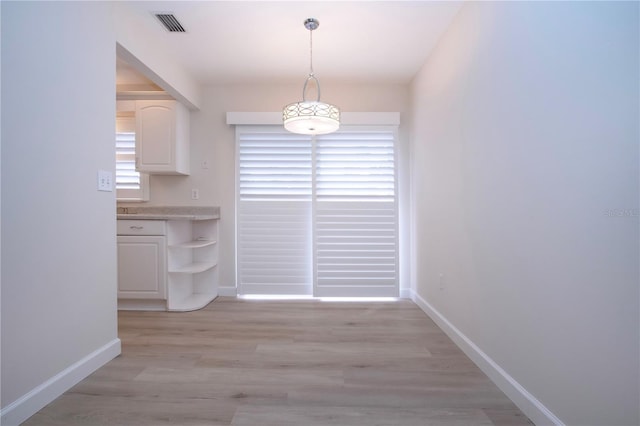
[
  {"x1": 201, "y1": 160, "x2": 209, "y2": 169},
  {"x1": 191, "y1": 189, "x2": 200, "y2": 200}
]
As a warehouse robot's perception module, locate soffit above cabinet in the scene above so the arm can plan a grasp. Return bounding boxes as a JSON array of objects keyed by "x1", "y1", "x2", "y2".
[{"x1": 116, "y1": 56, "x2": 173, "y2": 101}]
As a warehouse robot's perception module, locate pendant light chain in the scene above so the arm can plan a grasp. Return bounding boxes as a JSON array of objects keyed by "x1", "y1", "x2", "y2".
[
  {"x1": 302, "y1": 22, "x2": 320, "y2": 102},
  {"x1": 309, "y1": 27, "x2": 314, "y2": 77}
]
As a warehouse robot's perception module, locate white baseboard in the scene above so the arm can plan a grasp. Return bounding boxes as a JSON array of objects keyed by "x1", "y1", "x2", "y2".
[
  {"x1": 399, "y1": 287, "x2": 412, "y2": 299},
  {"x1": 118, "y1": 299, "x2": 166, "y2": 311},
  {"x1": 410, "y1": 290, "x2": 564, "y2": 426},
  {"x1": 218, "y1": 285, "x2": 238, "y2": 297},
  {"x1": 0, "y1": 338, "x2": 121, "y2": 426}
]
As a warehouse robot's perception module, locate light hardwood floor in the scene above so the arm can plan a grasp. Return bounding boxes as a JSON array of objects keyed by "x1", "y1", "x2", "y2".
[{"x1": 24, "y1": 298, "x2": 532, "y2": 425}]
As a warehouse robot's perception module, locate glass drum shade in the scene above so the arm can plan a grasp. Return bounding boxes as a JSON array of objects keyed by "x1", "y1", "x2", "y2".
[{"x1": 283, "y1": 101, "x2": 340, "y2": 135}]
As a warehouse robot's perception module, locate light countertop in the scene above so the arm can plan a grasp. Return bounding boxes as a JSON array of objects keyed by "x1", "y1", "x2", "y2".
[{"x1": 116, "y1": 206, "x2": 219, "y2": 221}]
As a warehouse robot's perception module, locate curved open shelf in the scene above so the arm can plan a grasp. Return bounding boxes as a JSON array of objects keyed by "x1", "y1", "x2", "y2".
[
  {"x1": 168, "y1": 293, "x2": 217, "y2": 312},
  {"x1": 169, "y1": 240, "x2": 217, "y2": 249},
  {"x1": 169, "y1": 261, "x2": 217, "y2": 274}
]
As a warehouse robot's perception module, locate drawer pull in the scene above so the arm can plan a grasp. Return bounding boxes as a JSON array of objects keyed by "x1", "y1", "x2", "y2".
[{"x1": 130, "y1": 226, "x2": 144, "y2": 230}]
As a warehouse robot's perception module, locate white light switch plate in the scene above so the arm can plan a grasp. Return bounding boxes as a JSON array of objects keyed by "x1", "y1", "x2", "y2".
[{"x1": 97, "y1": 170, "x2": 113, "y2": 192}]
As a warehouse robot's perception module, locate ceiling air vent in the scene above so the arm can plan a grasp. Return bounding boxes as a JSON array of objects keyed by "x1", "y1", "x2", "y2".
[{"x1": 155, "y1": 14, "x2": 186, "y2": 33}]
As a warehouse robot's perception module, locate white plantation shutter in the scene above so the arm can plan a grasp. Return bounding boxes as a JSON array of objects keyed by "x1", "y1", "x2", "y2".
[
  {"x1": 314, "y1": 130, "x2": 398, "y2": 296},
  {"x1": 315, "y1": 131, "x2": 395, "y2": 201},
  {"x1": 116, "y1": 130, "x2": 138, "y2": 189},
  {"x1": 237, "y1": 129, "x2": 312, "y2": 295},
  {"x1": 236, "y1": 125, "x2": 398, "y2": 297},
  {"x1": 314, "y1": 202, "x2": 397, "y2": 296},
  {"x1": 116, "y1": 116, "x2": 148, "y2": 200}
]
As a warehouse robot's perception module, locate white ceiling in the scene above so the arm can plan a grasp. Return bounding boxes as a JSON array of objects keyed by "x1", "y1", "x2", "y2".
[{"x1": 118, "y1": 1, "x2": 463, "y2": 86}]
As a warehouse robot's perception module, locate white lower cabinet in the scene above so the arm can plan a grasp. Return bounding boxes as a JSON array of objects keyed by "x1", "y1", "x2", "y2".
[
  {"x1": 117, "y1": 235, "x2": 166, "y2": 300},
  {"x1": 117, "y1": 218, "x2": 218, "y2": 311}
]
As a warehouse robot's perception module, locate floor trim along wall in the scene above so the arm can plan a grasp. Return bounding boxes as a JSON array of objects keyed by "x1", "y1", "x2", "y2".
[
  {"x1": 217, "y1": 286, "x2": 238, "y2": 297},
  {"x1": 0, "y1": 338, "x2": 121, "y2": 426},
  {"x1": 399, "y1": 287, "x2": 412, "y2": 299},
  {"x1": 410, "y1": 291, "x2": 564, "y2": 426}
]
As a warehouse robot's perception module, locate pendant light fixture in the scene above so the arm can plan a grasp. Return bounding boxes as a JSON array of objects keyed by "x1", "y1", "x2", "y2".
[{"x1": 283, "y1": 18, "x2": 340, "y2": 135}]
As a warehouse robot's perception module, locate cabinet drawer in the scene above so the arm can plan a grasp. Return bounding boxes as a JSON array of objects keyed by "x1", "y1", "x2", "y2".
[{"x1": 117, "y1": 220, "x2": 166, "y2": 236}]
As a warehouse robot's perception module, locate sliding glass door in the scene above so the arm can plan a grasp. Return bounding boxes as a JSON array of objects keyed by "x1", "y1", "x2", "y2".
[{"x1": 236, "y1": 126, "x2": 398, "y2": 297}]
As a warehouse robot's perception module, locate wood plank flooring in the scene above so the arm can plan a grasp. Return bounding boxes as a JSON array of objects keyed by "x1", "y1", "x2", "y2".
[{"x1": 24, "y1": 298, "x2": 532, "y2": 425}]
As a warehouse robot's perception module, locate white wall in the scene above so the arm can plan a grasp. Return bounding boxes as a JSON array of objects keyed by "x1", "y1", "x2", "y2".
[
  {"x1": 410, "y1": 2, "x2": 639, "y2": 425},
  {"x1": 1, "y1": 2, "x2": 120, "y2": 424},
  {"x1": 114, "y1": 3, "x2": 201, "y2": 110},
  {"x1": 120, "y1": 82, "x2": 411, "y2": 294}
]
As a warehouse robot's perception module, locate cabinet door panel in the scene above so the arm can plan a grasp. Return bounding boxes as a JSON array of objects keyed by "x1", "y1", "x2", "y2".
[
  {"x1": 134, "y1": 100, "x2": 189, "y2": 175},
  {"x1": 137, "y1": 103, "x2": 174, "y2": 166},
  {"x1": 117, "y1": 236, "x2": 166, "y2": 299}
]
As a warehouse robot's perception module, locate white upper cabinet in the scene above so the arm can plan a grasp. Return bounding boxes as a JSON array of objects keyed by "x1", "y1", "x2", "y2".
[{"x1": 135, "y1": 100, "x2": 190, "y2": 175}]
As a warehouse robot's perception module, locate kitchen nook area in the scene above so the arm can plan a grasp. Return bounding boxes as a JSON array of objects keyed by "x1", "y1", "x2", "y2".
[
  {"x1": 116, "y1": 206, "x2": 219, "y2": 312},
  {"x1": 114, "y1": 65, "x2": 220, "y2": 312}
]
